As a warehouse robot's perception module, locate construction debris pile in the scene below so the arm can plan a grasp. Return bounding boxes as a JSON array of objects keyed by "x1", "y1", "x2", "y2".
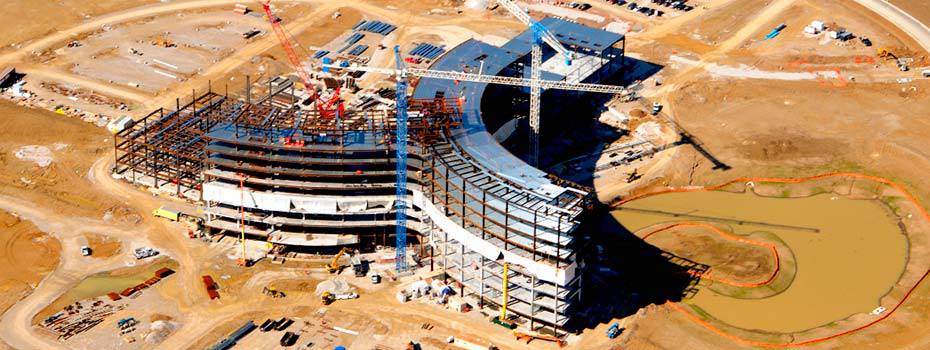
[{"x1": 397, "y1": 278, "x2": 471, "y2": 313}]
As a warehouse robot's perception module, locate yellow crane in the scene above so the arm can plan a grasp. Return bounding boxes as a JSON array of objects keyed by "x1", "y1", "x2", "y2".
[{"x1": 501, "y1": 262, "x2": 509, "y2": 321}]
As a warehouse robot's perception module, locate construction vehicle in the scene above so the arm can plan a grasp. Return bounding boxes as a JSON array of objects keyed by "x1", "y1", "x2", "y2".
[
  {"x1": 151, "y1": 34, "x2": 176, "y2": 48},
  {"x1": 321, "y1": 291, "x2": 335, "y2": 305},
  {"x1": 606, "y1": 322, "x2": 623, "y2": 339},
  {"x1": 877, "y1": 47, "x2": 897, "y2": 60},
  {"x1": 351, "y1": 256, "x2": 369, "y2": 277},
  {"x1": 321, "y1": 291, "x2": 359, "y2": 305},
  {"x1": 514, "y1": 331, "x2": 566, "y2": 348},
  {"x1": 625, "y1": 169, "x2": 642, "y2": 183},
  {"x1": 877, "y1": 48, "x2": 909, "y2": 71},
  {"x1": 262, "y1": 286, "x2": 286, "y2": 298},
  {"x1": 651, "y1": 102, "x2": 662, "y2": 115},
  {"x1": 81, "y1": 246, "x2": 92, "y2": 256},
  {"x1": 152, "y1": 206, "x2": 181, "y2": 221},
  {"x1": 327, "y1": 247, "x2": 352, "y2": 274},
  {"x1": 133, "y1": 247, "x2": 159, "y2": 260}
]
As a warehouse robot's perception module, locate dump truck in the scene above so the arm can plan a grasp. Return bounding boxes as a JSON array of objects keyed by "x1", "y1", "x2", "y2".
[
  {"x1": 152, "y1": 206, "x2": 181, "y2": 221},
  {"x1": 321, "y1": 291, "x2": 358, "y2": 305}
]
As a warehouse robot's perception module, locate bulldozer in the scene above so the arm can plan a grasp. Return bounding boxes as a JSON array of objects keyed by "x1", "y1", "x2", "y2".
[
  {"x1": 326, "y1": 247, "x2": 352, "y2": 274},
  {"x1": 321, "y1": 291, "x2": 335, "y2": 305}
]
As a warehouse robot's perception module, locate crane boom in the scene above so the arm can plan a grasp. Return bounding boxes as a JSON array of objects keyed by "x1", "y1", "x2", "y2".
[
  {"x1": 261, "y1": 1, "x2": 317, "y2": 100},
  {"x1": 328, "y1": 64, "x2": 628, "y2": 94},
  {"x1": 495, "y1": 0, "x2": 572, "y2": 62}
]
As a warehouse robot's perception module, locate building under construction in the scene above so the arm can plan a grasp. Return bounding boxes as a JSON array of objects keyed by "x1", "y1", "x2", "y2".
[{"x1": 112, "y1": 17, "x2": 624, "y2": 336}]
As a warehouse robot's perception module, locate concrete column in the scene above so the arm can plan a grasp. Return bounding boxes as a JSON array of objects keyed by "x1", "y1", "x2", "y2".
[
  {"x1": 460, "y1": 242, "x2": 465, "y2": 296},
  {"x1": 530, "y1": 275, "x2": 537, "y2": 331},
  {"x1": 479, "y1": 255, "x2": 485, "y2": 308},
  {"x1": 442, "y1": 230, "x2": 448, "y2": 279}
]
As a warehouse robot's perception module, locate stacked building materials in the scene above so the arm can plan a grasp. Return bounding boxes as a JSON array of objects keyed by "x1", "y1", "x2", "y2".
[
  {"x1": 208, "y1": 320, "x2": 256, "y2": 350},
  {"x1": 408, "y1": 43, "x2": 445, "y2": 60},
  {"x1": 355, "y1": 20, "x2": 397, "y2": 35},
  {"x1": 348, "y1": 45, "x2": 369, "y2": 56}
]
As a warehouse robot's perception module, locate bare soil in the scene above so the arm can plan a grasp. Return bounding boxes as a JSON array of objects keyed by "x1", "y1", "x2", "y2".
[
  {"x1": 0, "y1": 211, "x2": 60, "y2": 315},
  {"x1": 83, "y1": 233, "x2": 122, "y2": 259},
  {"x1": 889, "y1": 0, "x2": 930, "y2": 31},
  {"x1": 0, "y1": 1, "x2": 159, "y2": 52}
]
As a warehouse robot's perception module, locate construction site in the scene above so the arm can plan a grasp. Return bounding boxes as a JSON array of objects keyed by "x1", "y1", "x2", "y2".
[{"x1": 4, "y1": 0, "x2": 930, "y2": 349}]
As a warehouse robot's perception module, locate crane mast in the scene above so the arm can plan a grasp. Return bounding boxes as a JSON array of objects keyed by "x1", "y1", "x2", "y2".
[
  {"x1": 393, "y1": 46, "x2": 409, "y2": 273},
  {"x1": 495, "y1": 0, "x2": 575, "y2": 166}
]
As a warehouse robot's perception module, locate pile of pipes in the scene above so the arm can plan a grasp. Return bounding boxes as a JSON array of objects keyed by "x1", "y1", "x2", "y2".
[{"x1": 43, "y1": 298, "x2": 126, "y2": 340}]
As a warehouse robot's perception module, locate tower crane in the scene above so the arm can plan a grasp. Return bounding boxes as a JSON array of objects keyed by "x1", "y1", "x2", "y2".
[
  {"x1": 495, "y1": 0, "x2": 575, "y2": 167},
  {"x1": 394, "y1": 46, "x2": 410, "y2": 273},
  {"x1": 326, "y1": 46, "x2": 626, "y2": 274}
]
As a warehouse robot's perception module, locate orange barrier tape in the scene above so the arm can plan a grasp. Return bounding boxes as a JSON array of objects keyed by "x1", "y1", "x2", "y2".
[
  {"x1": 640, "y1": 222, "x2": 780, "y2": 288},
  {"x1": 620, "y1": 172, "x2": 930, "y2": 347}
]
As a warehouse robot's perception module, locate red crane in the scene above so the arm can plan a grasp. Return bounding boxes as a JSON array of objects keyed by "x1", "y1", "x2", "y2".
[
  {"x1": 260, "y1": 1, "x2": 317, "y2": 101},
  {"x1": 316, "y1": 86, "x2": 345, "y2": 119}
]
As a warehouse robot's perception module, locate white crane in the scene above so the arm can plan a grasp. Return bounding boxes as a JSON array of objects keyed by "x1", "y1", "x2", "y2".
[
  {"x1": 495, "y1": 0, "x2": 574, "y2": 166},
  {"x1": 326, "y1": 3, "x2": 626, "y2": 165}
]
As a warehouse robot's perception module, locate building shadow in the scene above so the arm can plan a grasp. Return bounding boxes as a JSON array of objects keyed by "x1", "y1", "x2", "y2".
[
  {"x1": 487, "y1": 56, "x2": 667, "y2": 174},
  {"x1": 567, "y1": 207, "x2": 707, "y2": 332}
]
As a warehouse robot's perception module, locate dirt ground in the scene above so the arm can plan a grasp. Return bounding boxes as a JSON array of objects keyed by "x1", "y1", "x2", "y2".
[
  {"x1": 0, "y1": 100, "x2": 119, "y2": 217},
  {"x1": 0, "y1": 211, "x2": 60, "y2": 314},
  {"x1": 640, "y1": 225, "x2": 777, "y2": 283},
  {"x1": 0, "y1": 1, "x2": 160, "y2": 52},
  {"x1": 83, "y1": 233, "x2": 122, "y2": 259},
  {"x1": 890, "y1": 0, "x2": 930, "y2": 30},
  {"x1": 2, "y1": 0, "x2": 930, "y2": 349}
]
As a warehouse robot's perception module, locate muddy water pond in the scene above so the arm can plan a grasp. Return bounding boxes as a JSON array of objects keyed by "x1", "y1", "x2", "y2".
[
  {"x1": 34, "y1": 259, "x2": 177, "y2": 323},
  {"x1": 613, "y1": 190, "x2": 907, "y2": 333}
]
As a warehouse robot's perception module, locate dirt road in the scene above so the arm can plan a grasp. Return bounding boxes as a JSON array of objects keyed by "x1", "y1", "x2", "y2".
[
  {"x1": 21, "y1": 68, "x2": 150, "y2": 103},
  {"x1": 648, "y1": 0, "x2": 799, "y2": 99},
  {"x1": 853, "y1": 0, "x2": 930, "y2": 54},
  {"x1": 0, "y1": 194, "x2": 165, "y2": 350}
]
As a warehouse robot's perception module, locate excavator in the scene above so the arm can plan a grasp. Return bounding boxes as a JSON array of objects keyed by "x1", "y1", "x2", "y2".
[
  {"x1": 877, "y1": 47, "x2": 909, "y2": 71},
  {"x1": 326, "y1": 247, "x2": 352, "y2": 274}
]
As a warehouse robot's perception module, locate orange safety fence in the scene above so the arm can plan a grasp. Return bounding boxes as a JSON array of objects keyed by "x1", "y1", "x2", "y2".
[
  {"x1": 640, "y1": 222, "x2": 780, "y2": 288},
  {"x1": 619, "y1": 172, "x2": 930, "y2": 347}
]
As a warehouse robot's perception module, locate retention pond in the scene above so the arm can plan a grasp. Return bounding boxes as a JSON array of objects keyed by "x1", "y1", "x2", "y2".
[{"x1": 614, "y1": 190, "x2": 907, "y2": 333}]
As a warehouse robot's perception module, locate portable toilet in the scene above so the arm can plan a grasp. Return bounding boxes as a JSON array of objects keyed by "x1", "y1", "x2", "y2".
[{"x1": 335, "y1": 347, "x2": 346, "y2": 350}]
